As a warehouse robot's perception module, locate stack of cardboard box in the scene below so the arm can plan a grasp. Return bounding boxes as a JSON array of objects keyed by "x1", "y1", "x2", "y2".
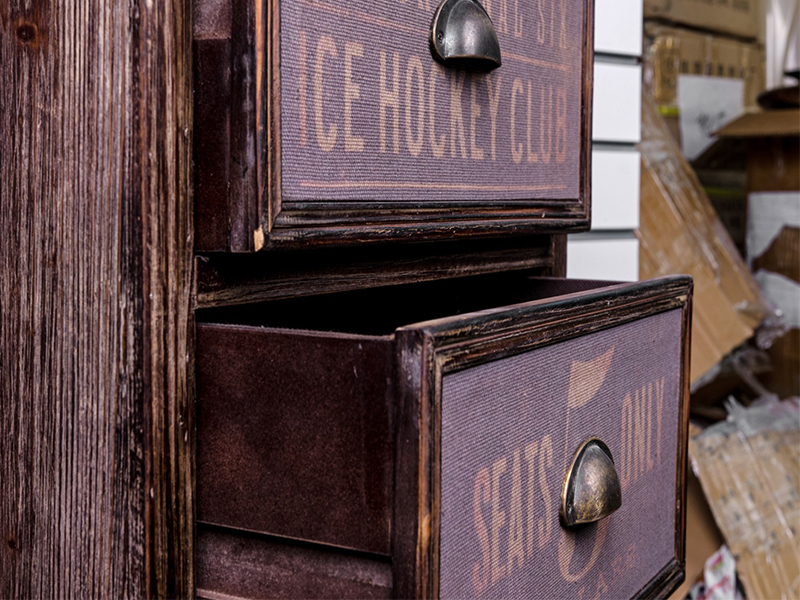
[
  {"x1": 638, "y1": 95, "x2": 772, "y2": 386},
  {"x1": 642, "y1": 0, "x2": 766, "y2": 147},
  {"x1": 640, "y1": 4, "x2": 799, "y2": 598}
]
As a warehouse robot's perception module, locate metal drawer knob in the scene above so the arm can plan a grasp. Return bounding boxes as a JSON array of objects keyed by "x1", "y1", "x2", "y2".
[
  {"x1": 560, "y1": 438, "x2": 622, "y2": 528},
  {"x1": 430, "y1": 0, "x2": 501, "y2": 72}
]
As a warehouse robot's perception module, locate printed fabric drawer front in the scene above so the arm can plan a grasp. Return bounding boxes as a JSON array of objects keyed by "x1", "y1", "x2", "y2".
[
  {"x1": 193, "y1": 0, "x2": 594, "y2": 251},
  {"x1": 438, "y1": 310, "x2": 681, "y2": 598},
  {"x1": 396, "y1": 276, "x2": 692, "y2": 599},
  {"x1": 194, "y1": 274, "x2": 692, "y2": 599}
]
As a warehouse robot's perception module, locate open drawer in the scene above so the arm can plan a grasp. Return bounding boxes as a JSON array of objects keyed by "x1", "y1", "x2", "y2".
[{"x1": 195, "y1": 273, "x2": 692, "y2": 599}]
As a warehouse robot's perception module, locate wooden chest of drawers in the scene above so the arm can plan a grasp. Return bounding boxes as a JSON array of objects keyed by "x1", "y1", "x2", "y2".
[
  {"x1": 1, "y1": 0, "x2": 687, "y2": 596},
  {"x1": 194, "y1": 274, "x2": 692, "y2": 598},
  {"x1": 190, "y1": 0, "x2": 693, "y2": 598}
]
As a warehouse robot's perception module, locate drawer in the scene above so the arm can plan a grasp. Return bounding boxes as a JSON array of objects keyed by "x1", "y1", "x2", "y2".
[
  {"x1": 195, "y1": 273, "x2": 692, "y2": 598},
  {"x1": 193, "y1": 0, "x2": 594, "y2": 251}
]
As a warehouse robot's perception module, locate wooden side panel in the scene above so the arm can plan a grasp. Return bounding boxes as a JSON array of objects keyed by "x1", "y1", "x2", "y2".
[
  {"x1": 392, "y1": 329, "x2": 432, "y2": 599},
  {"x1": 229, "y1": 0, "x2": 260, "y2": 250},
  {"x1": 0, "y1": 0, "x2": 193, "y2": 597},
  {"x1": 195, "y1": 325, "x2": 394, "y2": 555}
]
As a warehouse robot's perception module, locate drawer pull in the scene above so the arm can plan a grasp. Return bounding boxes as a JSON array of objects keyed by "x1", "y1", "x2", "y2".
[
  {"x1": 560, "y1": 438, "x2": 622, "y2": 528},
  {"x1": 430, "y1": 0, "x2": 501, "y2": 72}
]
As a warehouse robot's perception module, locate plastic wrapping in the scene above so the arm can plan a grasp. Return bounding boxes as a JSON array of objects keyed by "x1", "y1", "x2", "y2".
[
  {"x1": 687, "y1": 545, "x2": 745, "y2": 600},
  {"x1": 689, "y1": 397, "x2": 800, "y2": 600},
  {"x1": 689, "y1": 343, "x2": 774, "y2": 397}
]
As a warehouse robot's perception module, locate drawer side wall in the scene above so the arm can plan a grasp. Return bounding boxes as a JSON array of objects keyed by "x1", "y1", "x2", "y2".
[{"x1": 195, "y1": 324, "x2": 394, "y2": 554}]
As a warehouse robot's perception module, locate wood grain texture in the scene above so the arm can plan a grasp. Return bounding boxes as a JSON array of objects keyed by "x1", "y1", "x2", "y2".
[
  {"x1": 195, "y1": 236, "x2": 554, "y2": 308},
  {"x1": 0, "y1": 0, "x2": 194, "y2": 597}
]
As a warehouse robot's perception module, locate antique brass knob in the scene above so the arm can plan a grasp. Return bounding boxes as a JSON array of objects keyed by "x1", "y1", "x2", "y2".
[
  {"x1": 560, "y1": 438, "x2": 622, "y2": 528},
  {"x1": 430, "y1": 0, "x2": 501, "y2": 72}
]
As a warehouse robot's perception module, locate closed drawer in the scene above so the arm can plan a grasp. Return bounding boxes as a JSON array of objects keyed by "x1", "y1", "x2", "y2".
[
  {"x1": 194, "y1": 0, "x2": 594, "y2": 251},
  {"x1": 195, "y1": 273, "x2": 692, "y2": 599}
]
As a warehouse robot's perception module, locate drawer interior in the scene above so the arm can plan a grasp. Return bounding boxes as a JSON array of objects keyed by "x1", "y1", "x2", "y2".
[{"x1": 196, "y1": 273, "x2": 619, "y2": 334}]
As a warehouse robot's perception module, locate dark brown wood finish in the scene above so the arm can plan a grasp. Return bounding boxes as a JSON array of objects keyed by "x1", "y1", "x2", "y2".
[
  {"x1": 674, "y1": 290, "x2": 693, "y2": 580},
  {"x1": 194, "y1": 0, "x2": 595, "y2": 252},
  {"x1": 551, "y1": 234, "x2": 568, "y2": 278},
  {"x1": 196, "y1": 526, "x2": 393, "y2": 599},
  {"x1": 635, "y1": 560, "x2": 685, "y2": 599},
  {"x1": 195, "y1": 326, "x2": 394, "y2": 554},
  {"x1": 194, "y1": 274, "x2": 691, "y2": 599},
  {"x1": 1, "y1": 1, "x2": 194, "y2": 597},
  {"x1": 396, "y1": 275, "x2": 692, "y2": 598},
  {"x1": 195, "y1": 236, "x2": 555, "y2": 308}
]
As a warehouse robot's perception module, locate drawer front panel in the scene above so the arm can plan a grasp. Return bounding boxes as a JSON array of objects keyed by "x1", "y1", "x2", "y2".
[
  {"x1": 439, "y1": 309, "x2": 682, "y2": 598},
  {"x1": 280, "y1": 0, "x2": 584, "y2": 202}
]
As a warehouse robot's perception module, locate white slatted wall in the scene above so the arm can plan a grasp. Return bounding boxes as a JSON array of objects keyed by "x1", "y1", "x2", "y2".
[{"x1": 567, "y1": 0, "x2": 642, "y2": 281}]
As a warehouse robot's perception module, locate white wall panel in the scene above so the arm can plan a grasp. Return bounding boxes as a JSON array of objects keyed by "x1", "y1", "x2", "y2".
[
  {"x1": 591, "y1": 149, "x2": 641, "y2": 230},
  {"x1": 594, "y1": 0, "x2": 643, "y2": 56},
  {"x1": 566, "y1": 236, "x2": 640, "y2": 281},
  {"x1": 592, "y1": 62, "x2": 642, "y2": 143}
]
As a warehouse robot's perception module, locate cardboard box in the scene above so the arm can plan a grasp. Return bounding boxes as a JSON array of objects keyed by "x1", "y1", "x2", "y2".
[
  {"x1": 644, "y1": 0, "x2": 761, "y2": 40},
  {"x1": 689, "y1": 398, "x2": 800, "y2": 600},
  {"x1": 667, "y1": 452, "x2": 725, "y2": 600},
  {"x1": 638, "y1": 94, "x2": 772, "y2": 383},
  {"x1": 644, "y1": 23, "x2": 766, "y2": 113}
]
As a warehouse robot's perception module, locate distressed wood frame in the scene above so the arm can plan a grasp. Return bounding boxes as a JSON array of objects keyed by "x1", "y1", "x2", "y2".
[{"x1": 393, "y1": 276, "x2": 692, "y2": 598}]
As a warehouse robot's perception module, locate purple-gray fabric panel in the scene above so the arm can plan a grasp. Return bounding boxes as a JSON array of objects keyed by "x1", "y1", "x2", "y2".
[
  {"x1": 279, "y1": 0, "x2": 583, "y2": 201},
  {"x1": 440, "y1": 309, "x2": 682, "y2": 599}
]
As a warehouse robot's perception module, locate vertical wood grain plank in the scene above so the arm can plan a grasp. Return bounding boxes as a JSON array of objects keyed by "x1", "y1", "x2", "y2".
[
  {"x1": 551, "y1": 234, "x2": 568, "y2": 277},
  {"x1": 229, "y1": 0, "x2": 258, "y2": 251},
  {"x1": 140, "y1": 0, "x2": 195, "y2": 597},
  {"x1": 0, "y1": 0, "x2": 193, "y2": 596}
]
